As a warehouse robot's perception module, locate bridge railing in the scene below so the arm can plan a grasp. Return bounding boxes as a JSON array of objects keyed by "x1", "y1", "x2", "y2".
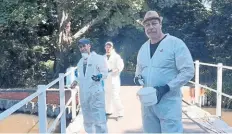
[
  {"x1": 190, "y1": 60, "x2": 232, "y2": 118},
  {"x1": 0, "y1": 66, "x2": 78, "y2": 133}
]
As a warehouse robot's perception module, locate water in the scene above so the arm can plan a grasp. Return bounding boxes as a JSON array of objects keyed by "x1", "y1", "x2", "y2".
[
  {"x1": 0, "y1": 111, "x2": 56, "y2": 133},
  {"x1": 202, "y1": 107, "x2": 232, "y2": 127}
]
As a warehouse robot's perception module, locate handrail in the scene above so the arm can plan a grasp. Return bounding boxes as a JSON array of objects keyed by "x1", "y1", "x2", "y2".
[
  {"x1": 189, "y1": 81, "x2": 232, "y2": 99},
  {"x1": 48, "y1": 94, "x2": 73, "y2": 133},
  {"x1": 64, "y1": 66, "x2": 78, "y2": 77},
  {"x1": 44, "y1": 66, "x2": 77, "y2": 90},
  {"x1": 195, "y1": 61, "x2": 232, "y2": 70},
  {"x1": 189, "y1": 81, "x2": 217, "y2": 93},
  {"x1": 1, "y1": 60, "x2": 231, "y2": 133},
  {"x1": 0, "y1": 66, "x2": 79, "y2": 134},
  {"x1": 223, "y1": 65, "x2": 232, "y2": 70},
  {"x1": 192, "y1": 60, "x2": 232, "y2": 118},
  {"x1": 199, "y1": 62, "x2": 219, "y2": 67},
  {"x1": 0, "y1": 88, "x2": 45, "y2": 120}
]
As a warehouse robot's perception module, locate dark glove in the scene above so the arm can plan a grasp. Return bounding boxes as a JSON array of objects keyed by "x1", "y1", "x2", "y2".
[
  {"x1": 134, "y1": 75, "x2": 144, "y2": 86},
  {"x1": 74, "y1": 70, "x2": 78, "y2": 77},
  {"x1": 108, "y1": 69, "x2": 112, "y2": 73},
  {"x1": 91, "y1": 74, "x2": 102, "y2": 82},
  {"x1": 155, "y1": 84, "x2": 170, "y2": 104}
]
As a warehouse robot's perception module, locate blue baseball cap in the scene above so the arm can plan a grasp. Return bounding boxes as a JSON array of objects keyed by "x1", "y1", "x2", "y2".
[{"x1": 77, "y1": 38, "x2": 91, "y2": 45}]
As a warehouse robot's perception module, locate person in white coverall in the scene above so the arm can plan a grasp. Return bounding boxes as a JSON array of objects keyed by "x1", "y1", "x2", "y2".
[
  {"x1": 104, "y1": 41, "x2": 124, "y2": 120},
  {"x1": 134, "y1": 11, "x2": 195, "y2": 133},
  {"x1": 66, "y1": 66, "x2": 77, "y2": 86},
  {"x1": 70, "y1": 38, "x2": 108, "y2": 133}
]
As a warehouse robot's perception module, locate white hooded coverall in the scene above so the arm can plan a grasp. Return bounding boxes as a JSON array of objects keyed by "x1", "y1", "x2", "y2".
[
  {"x1": 66, "y1": 66, "x2": 76, "y2": 86},
  {"x1": 135, "y1": 34, "x2": 194, "y2": 133},
  {"x1": 76, "y1": 52, "x2": 108, "y2": 133},
  {"x1": 104, "y1": 49, "x2": 124, "y2": 117}
]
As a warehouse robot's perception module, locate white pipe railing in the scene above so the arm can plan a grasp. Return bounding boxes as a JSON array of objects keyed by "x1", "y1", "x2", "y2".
[
  {"x1": 190, "y1": 60, "x2": 232, "y2": 118},
  {"x1": 38, "y1": 85, "x2": 48, "y2": 133},
  {"x1": 0, "y1": 66, "x2": 78, "y2": 134},
  {"x1": 216, "y1": 63, "x2": 223, "y2": 117},
  {"x1": 59, "y1": 73, "x2": 66, "y2": 133},
  {"x1": 2, "y1": 60, "x2": 232, "y2": 132},
  {"x1": 195, "y1": 60, "x2": 200, "y2": 105},
  {"x1": 0, "y1": 87, "x2": 46, "y2": 120}
]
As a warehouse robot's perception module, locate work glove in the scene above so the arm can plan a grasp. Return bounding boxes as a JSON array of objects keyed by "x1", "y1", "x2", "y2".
[
  {"x1": 134, "y1": 75, "x2": 144, "y2": 86},
  {"x1": 70, "y1": 81, "x2": 78, "y2": 89},
  {"x1": 155, "y1": 84, "x2": 170, "y2": 104},
  {"x1": 74, "y1": 69, "x2": 78, "y2": 77},
  {"x1": 108, "y1": 69, "x2": 112, "y2": 73},
  {"x1": 91, "y1": 74, "x2": 103, "y2": 82}
]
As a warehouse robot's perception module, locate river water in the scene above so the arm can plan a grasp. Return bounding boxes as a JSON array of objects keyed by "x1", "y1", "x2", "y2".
[
  {"x1": 202, "y1": 107, "x2": 232, "y2": 127},
  {"x1": 0, "y1": 111, "x2": 58, "y2": 133}
]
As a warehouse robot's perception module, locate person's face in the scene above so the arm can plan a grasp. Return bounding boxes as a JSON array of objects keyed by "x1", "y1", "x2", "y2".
[
  {"x1": 78, "y1": 44, "x2": 91, "y2": 53},
  {"x1": 105, "y1": 44, "x2": 113, "y2": 54},
  {"x1": 143, "y1": 19, "x2": 162, "y2": 39}
]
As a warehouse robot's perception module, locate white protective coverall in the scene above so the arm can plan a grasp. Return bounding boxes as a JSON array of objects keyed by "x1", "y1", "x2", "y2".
[
  {"x1": 66, "y1": 66, "x2": 76, "y2": 86},
  {"x1": 76, "y1": 52, "x2": 108, "y2": 133},
  {"x1": 135, "y1": 34, "x2": 194, "y2": 133},
  {"x1": 104, "y1": 49, "x2": 124, "y2": 117}
]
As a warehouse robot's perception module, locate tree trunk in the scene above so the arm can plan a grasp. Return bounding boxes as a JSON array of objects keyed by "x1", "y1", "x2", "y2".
[
  {"x1": 52, "y1": 1, "x2": 113, "y2": 78},
  {"x1": 53, "y1": 0, "x2": 71, "y2": 77}
]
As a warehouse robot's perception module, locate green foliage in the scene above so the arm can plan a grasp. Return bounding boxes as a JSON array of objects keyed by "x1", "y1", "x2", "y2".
[
  {"x1": 161, "y1": 0, "x2": 212, "y2": 61},
  {"x1": 206, "y1": 0, "x2": 232, "y2": 65}
]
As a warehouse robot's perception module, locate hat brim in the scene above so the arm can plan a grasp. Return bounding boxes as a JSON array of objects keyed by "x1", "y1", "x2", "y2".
[
  {"x1": 105, "y1": 42, "x2": 114, "y2": 47},
  {"x1": 77, "y1": 39, "x2": 90, "y2": 45}
]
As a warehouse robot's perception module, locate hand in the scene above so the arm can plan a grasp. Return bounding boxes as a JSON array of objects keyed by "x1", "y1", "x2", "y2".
[
  {"x1": 155, "y1": 85, "x2": 170, "y2": 104},
  {"x1": 134, "y1": 75, "x2": 144, "y2": 86},
  {"x1": 70, "y1": 81, "x2": 78, "y2": 89},
  {"x1": 91, "y1": 74, "x2": 102, "y2": 82}
]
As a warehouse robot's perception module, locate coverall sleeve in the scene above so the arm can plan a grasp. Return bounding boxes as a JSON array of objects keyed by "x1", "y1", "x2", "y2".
[
  {"x1": 135, "y1": 49, "x2": 142, "y2": 77},
  {"x1": 116, "y1": 55, "x2": 124, "y2": 72},
  {"x1": 98, "y1": 56, "x2": 109, "y2": 79},
  {"x1": 74, "y1": 60, "x2": 81, "y2": 83},
  {"x1": 167, "y1": 40, "x2": 195, "y2": 90}
]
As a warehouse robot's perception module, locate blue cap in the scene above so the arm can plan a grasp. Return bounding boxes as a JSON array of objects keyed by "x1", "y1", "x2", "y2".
[{"x1": 77, "y1": 38, "x2": 90, "y2": 45}]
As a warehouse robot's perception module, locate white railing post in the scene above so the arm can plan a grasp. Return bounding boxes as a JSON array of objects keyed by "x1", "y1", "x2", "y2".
[
  {"x1": 195, "y1": 60, "x2": 200, "y2": 106},
  {"x1": 216, "y1": 63, "x2": 223, "y2": 118},
  {"x1": 59, "y1": 73, "x2": 66, "y2": 133},
  {"x1": 38, "y1": 85, "x2": 47, "y2": 133},
  {"x1": 71, "y1": 89, "x2": 77, "y2": 121}
]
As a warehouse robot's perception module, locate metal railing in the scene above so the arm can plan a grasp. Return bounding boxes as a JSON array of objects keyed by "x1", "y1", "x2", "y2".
[
  {"x1": 1, "y1": 60, "x2": 232, "y2": 132},
  {"x1": 190, "y1": 60, "x2": 232, "y2": 118},
  {"x1": 0, "y1": 67, "x2": 78, "y2": 133}
]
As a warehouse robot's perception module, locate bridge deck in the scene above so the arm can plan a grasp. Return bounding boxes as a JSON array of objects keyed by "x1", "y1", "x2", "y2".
[{"x1": 67, "y1": 86, "x2": 208, "y2": 133}]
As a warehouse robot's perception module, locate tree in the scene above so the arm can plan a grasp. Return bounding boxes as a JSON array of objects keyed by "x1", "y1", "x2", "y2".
[
  {"x1": 206, "y1": 0, "x2": 232, "y2": 65},
  {"x1": 0, "y1": 0, "x2": 145, "y2": 87}
]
